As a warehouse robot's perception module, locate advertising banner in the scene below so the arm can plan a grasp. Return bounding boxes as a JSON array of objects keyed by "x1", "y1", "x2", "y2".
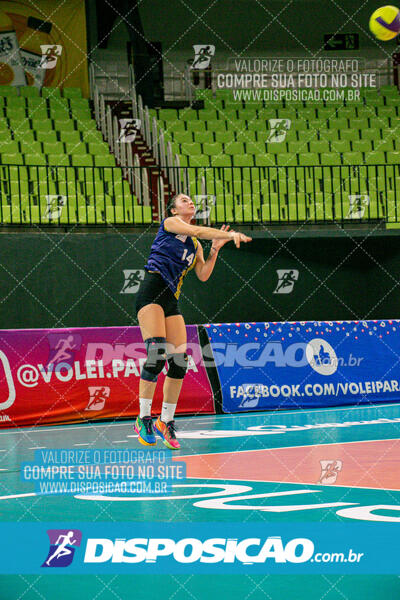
[
  {"x1": 0, "y1": 325, "x2": 215, "y2": 428},
  {"x1": 204, "y1": 320, "x2": 400, "y2": 412},
  {"x1": 0, "y1": 0, "x2": 89, "y2": 94}
]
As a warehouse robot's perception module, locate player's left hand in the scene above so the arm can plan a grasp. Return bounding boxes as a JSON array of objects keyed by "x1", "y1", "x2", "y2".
[{"x1": 211, "y1": 224, "x2": 232, "y2": 251}]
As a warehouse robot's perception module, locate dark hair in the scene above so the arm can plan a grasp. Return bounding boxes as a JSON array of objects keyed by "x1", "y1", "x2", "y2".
[{"x1": 166, "y1": 193, "x2": 188, "y2": 216}]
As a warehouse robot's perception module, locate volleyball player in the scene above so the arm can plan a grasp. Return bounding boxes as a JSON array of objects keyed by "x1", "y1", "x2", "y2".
[{"x1": 135, "y1": 193, "x2": 252, "y2": 449}]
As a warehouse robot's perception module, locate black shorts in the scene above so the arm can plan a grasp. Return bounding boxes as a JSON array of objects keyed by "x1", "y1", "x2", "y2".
[{"x1": 135, "y1": 271, "x2": 181, "y2": 318}]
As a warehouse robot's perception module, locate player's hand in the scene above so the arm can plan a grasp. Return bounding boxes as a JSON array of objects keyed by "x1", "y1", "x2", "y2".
[
  {"x1": 212, "y1": 224, "x2": 232, "y2": 251},
  {"x1": 230, "y1": 231, "x2": 252, "y2": 248}
]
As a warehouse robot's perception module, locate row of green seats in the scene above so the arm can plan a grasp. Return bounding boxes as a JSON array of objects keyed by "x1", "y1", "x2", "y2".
[
  {"x1": 176, "y1": 150, "x2": 399, "y2": 168},
  {"x1": 159, "y1": 116, "x2": 397, "y2": 133},
  {"x1": 0, "y1": 141, "x2": 110, "y2": 156},
  {"x1": 0, "y1": 165, "x2": 126, "y2": 183},
  {"x1": 0, "y1": 128, "x2": 103, "y2": 144},
  {"x1": 4, "y1": 178, "x2": 132, "y2": 196},
  {"x1": 0, "y1": 205, "x2": 152, "y2": 225},
  {"x1": 165, "y1": 126, "x2": 400, "y2": 144},
  {"x1": 154, "y1": 104, "x2": 400, "y2": 122},
  {"x1": 0, "y1": 86, "x2": 83, "y2": 98},
  {"x1": 0, "y1": 96, "x2": 88, "y2": 108},
  {"x1": 169, "y1": 138, "x2": 398, "y2": 156},
  {"x1": 0, "y1": 118, "x2": 98, "y2": 133},
  {"x1": 0, "y1": 153, "x2": 116, "y2": 167}
]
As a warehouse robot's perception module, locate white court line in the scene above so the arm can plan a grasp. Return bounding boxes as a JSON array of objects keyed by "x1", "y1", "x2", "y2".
[
  {"x1": 189, "y1": 403, "x2": 400, "y2": 420},
  {"x1": 0, "y1": 493, "x2": 36, "y2": 500},
  {"x1": 184, "y1": 476, "x2": 400, "y2": 494},
  {"x1": 177, "y1": 437, "x2": 400, "y2": 459},
  {"x1": 28, "y1": 447, "x2": 46, "y2": 450},
  {"x1": 0, "y1": 404, "x2": 398, "y2": 436}
]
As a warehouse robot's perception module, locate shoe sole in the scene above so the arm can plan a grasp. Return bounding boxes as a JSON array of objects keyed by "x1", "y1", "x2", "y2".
[
  {"x1": 134, "y1": 425, "x2": 156, "y2": 447},
  {"x1": 154, "y1": 423, "x2": 180, "y2": 450}
]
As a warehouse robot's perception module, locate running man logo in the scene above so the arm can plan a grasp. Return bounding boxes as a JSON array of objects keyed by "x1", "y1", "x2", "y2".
[
  {"x1": 120, "y1": 269, "x2": 145, "y2": 294},
  {"x1": 39, "y1": 45, "x2": 62, "y2": 70},
  {"x1": 44, "y1": 195, "x2": 66, "y2": 220},
  {"x1": 273, "y1": 269, "x2": 299, "y2": 294},
  {"x1": 268, "y1": 119, "x2": 291, "y2": 143},
  {"x1": 47, "y1": 333, "x2": 82, "y2": 366},
  {"x1": 191, "y1": 45, "x2": 215, "y2": 69},
  {"x1": 42, "y1": 529, "x2": 82, "y2": 568},
  {"x1": 118, "y1": 119, "x2": 141, "y2": 143},
  {"x1": 85, "y1": 386, "x2": 110, "y2": 411},
  {"x1": 306, "y1": 338, "x2": 338, "y2": 376},
  {"x1": 193, "y1": 195, "x2": 216, "y2": 220},
  {"x1": 347, "y1": 195, "x2": 369, "y2": 219},
  {"x1": 317, "y1": 460, "x2": 343, "y2": 484}
]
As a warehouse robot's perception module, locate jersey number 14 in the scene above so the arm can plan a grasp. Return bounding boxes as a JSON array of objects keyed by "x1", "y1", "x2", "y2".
[{"x1": 181, "y1": 248, "x2": 195, "y2": 266}]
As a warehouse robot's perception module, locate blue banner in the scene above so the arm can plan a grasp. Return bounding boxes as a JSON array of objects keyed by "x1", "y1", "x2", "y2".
[
  {"x1": 0, "y1": 522, "x2": 398, "y2": 574},
  {"x1": 203, "y1": 320, "x2": 400, "y2": 412}
]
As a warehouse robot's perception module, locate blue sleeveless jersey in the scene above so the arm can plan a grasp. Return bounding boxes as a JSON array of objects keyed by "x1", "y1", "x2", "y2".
[{"x1": 145, "y1": 219, "x2": 198, "y2": 299}]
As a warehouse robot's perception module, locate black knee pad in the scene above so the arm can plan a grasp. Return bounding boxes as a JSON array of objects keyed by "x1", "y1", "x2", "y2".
[
  {"x1": 141, "y1": 337, "x2": 167, "y2": 382},
  {"x1": 167, "y1": 352, "x2": 188, "y2": 379}
]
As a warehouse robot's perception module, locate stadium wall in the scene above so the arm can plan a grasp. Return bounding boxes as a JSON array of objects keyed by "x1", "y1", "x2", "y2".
[{"x1": 1, "y1": 230, "x2": 399, "y2": 329}]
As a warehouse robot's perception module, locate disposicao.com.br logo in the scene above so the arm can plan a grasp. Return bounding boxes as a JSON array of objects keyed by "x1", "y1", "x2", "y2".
[{"x1": 83, "y1": 536, "x2": 363, "y2": 566}]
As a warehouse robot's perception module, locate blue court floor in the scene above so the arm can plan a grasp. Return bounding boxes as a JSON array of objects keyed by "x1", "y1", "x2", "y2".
[{"x1": 1, "y1": 403, "x2": 400, "y2": 599}]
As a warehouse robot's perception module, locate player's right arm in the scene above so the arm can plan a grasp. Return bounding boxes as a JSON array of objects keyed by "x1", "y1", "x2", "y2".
[{"x1": 164, "y1": 216, "x2": 252, "y2": 248}]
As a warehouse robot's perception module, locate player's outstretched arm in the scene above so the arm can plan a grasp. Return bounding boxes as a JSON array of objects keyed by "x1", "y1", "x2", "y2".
[{"x1": 164, "y1": 216, "x2": 252, "y2": 248}]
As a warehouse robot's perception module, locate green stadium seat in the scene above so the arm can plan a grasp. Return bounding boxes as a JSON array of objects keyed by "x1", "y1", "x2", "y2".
[
  {"x1": 94, "y1": 155, "x2": 116, "y2": 167},
  {"x1": 309, "y1": 140, "x2": 330, "y2": 154},
  {"x1": 255, "y1": 153, "x2": 276, "y2": 167},
  {"x1": 43, "y1": 142, "x2": 65, "y2": 155},
  {"x1": 331, "y1": 140, "x2": 351, "y2": 153},
  {"x1": 246, "y1": 141, "x2": 266, "y2": 154},
  {"x1": 72, "y1": 109, "x2": 92, "y2": 122},
  {"x1": 0, "y1": 141, "x2": 19, "y2": 154},
  {"x1": 365, "y1": 151, "x2": 385, "y2": 165},
  {"x1": 71, "y1": 154, "x2": 93, "y2": 167},
  {"x1": 66, "y1": 142, "x2": 87, "y2": 155},
  {"x1": 42, "y1": 87, "x2": 61, "y2": 98},
  {"x1": 20, "y1": 140, "x2": 42, "y2": 155},
  {"x1": 181, "y1": 142, "x2": 202, "y2": 155},
  {"x1": 59, "y1": 130, "x2": 81, "y2": 144},
  {"x1": 386, "y1": 151, "x2": 400, "y2": 164},
  {"x1": 202, "y1": 142, "x2": 222, "y2": 155},
  {"x1": 340, "y1": 129, "x2": 359, "y2": 142},
  {"x1": 206, "y1": 120, "x2": 227, "y2": 133},
  {"x1": 36, "y1": 131, "x2": 58, "y2": 143},
  {"x1": 24, "y1": 154, "x2": 47, "y2": 166},
  {"x1": 1, "y1": 153, "x2": 23, "y2": 165},
  {"x1": 0, "y1": 86, "x2": 18, "y2": 97},
  {"x1": 47, "y1": 154, "x2": 70, "y2": 166},
  {"x1": 374, "y1": 139, "x2": 393, "y2": 153},
  {"x1": 6, "y1": 108, "x2": 26, "y2": 120},
  {"x1": 179, "y1": 110, "x2": 198, "y2": 121},
  {"x1": 352, "y1": 140, "x2": 372, "y2": 153},
  {"x1": 319, "y1": 129, "x2": 339, "y2": 141},
  {"x1": 198, "y1": 109, "x2": 219, "y2": 121},
  {"x1": 173, "y1": 131, "x2": 194, "y2": 144},
  {"x1": 63, "y1": 88, "x2": 83, "y2": 98},
  {"x1": 320, "y1": 153, "x2": 341, "y2": 166},
  {"x1": 266, "y1": 142, "x2": 287, "y2": 154},
  {"x1": 54, "y1": 119, "x2": 75, "y2": 131},
  {"x1": 20, "y1": 86, "x2": 39, "y2": 98},
  {"x1": 328, "y1": 117, "x2": 348, "y2": 130},
  {"x1": 87, "y1": 142, "x2": 109, "y2": 155},
  {"x1": 33, "y1": 120, "x2": 53, "y2": 133},
  {"x1": 81, "y1": 129, "x2": 103, "y2": 143},
  {"x1": 223, "y1": 141, "x2": 244, "y2": 155}
]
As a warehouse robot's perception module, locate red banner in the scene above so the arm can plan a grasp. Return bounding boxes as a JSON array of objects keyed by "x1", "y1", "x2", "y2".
[{"x1": 0, "y1": 325, "x2": 215, "y2": 428}]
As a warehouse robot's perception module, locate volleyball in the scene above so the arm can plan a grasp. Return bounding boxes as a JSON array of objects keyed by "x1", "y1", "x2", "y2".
[{"x1": 369, "y1": 5, "x2": 400, "y2": 40}]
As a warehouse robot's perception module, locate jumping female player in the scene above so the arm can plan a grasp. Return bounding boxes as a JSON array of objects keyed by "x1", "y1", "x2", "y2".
[{"x1": 135, "y1": 193, "x2": 252, "y2": 449}]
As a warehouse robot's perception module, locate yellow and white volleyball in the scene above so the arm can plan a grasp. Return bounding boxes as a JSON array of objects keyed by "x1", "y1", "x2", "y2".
[{"x1": 370, "y1": 5, "x2": 400, "y2": 40}]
